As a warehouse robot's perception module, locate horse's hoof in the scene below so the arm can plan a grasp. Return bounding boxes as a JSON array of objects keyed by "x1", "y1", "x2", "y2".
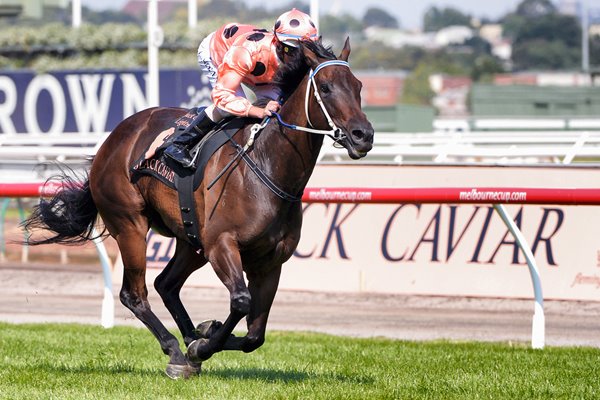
[
  {"x1": 194, "y1": 319, "x2": 223, "y2": 339},
  {"x1": 165, "y1": 362, "x2": 201, "y2": 380},
  {"x1": 187, "y1": 338, "x2": 212, "y2": 362}
]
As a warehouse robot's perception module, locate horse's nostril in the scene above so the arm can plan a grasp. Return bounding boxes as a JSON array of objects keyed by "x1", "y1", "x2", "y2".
[
  {"x1": 353, "y1": 129, "x2": 366, "y2": 141},
  {"x1": 352, "y1": 128, "x2": 374, "y2": 143}
]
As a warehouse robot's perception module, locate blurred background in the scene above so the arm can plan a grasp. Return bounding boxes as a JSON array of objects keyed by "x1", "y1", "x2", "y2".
[{"x1": 1, "y1": 0, "x2": 599, "y2": 132}]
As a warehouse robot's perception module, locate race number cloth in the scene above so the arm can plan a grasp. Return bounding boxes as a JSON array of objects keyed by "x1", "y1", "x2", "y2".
[{"x1": 130, "y1": 108, "x2": 249, "y2": 249}]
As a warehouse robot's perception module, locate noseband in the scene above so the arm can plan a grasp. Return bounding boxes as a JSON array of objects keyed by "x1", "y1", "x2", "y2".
[{"x1": 271, "y1": 59, "x2": 350, "y2": 142}]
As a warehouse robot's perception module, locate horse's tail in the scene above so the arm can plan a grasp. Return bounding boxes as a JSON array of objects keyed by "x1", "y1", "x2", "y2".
[{"x1": 22, "y1": 171, "x2": 103, "y2": 246}]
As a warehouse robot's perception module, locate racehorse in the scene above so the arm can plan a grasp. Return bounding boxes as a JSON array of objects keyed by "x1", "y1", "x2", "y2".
[{"x1": 23, "y1": 38, "x2": 374, "y2": 379}]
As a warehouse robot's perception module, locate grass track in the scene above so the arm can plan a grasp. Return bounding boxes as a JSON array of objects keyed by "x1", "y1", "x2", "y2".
[{"x1": 1, "y1": 322, "x2": 599, "y2": 399}]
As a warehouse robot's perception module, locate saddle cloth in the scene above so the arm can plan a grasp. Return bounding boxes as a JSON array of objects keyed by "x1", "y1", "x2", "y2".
[
  {"x1": 130, "y1": 107, "x2": 251, "y2": 190},
  {"x1": 130, "y1": 107, "x2": 251, "y2": 249}
]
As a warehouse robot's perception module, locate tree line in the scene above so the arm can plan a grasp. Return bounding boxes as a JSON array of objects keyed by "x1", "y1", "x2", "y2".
[{"x1": 0, "y1": 0, "x2": 597, "y2": 106}]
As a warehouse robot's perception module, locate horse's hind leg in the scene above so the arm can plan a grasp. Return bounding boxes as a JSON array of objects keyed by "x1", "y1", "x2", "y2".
[
  {"x1": 154, "y1": 239, "x2": 208, "y2": 346},
  {"x1": 117, "y1": 231, "x2": 198, "y2": 379}
]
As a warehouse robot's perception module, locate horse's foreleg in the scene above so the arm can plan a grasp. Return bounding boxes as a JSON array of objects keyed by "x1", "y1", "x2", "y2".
[
  {"x1": 187, "y1": 233, "x2": 249, "y2": 362},
  {"x1": 118, "y1": 232, "x2": 198, "y2": 379},
  {"x1": 223, "y1": 264, "x2": 282, "y2": 352},
  {"x1": 154, "y1": 240, "x2": 207, "y2": 346}
]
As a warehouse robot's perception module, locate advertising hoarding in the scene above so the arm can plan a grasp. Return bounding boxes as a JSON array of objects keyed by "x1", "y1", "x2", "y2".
[
  {"x1": 142, "y1": 164, "x2": 600, "y2": 301},
  {"x1": 0, "y1": 68, "x2": 211, "y2": 134}
]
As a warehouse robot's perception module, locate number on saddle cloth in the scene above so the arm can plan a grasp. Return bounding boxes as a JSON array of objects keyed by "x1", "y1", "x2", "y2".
[{"x1": 172, "y1": 107, "x2": 206, "y2": 143}]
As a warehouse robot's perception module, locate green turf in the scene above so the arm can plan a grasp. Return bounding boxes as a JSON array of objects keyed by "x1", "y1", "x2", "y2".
[{"x1": 0, "y1": 322, "x2": 599, "y2": 399}]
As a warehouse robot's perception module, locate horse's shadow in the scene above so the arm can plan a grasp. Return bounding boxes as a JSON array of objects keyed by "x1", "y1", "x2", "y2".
[
  {"x1": 207, "y1": 367, "x2": 374, "y2": 384},
  {"x1": 207, "y1": 367, "x2": 308, "y2": 382},
  {"x1": 28, "y1": 362, "x2": 373, "y2": 384},
  {"x1": 32, "y1": 361, "x2": 156, "y2": 378}
]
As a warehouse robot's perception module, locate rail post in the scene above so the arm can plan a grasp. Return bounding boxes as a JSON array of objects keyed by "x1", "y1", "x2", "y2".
[
  {"x1": 493, "y1": 204, "x2": 545, "y2": 349},
  {"x1": 0, "y1": 197, "x2": 29, "y2": 263},
  {"x1": 92, "y1": 228, "x2": 114, "y2": 329}
]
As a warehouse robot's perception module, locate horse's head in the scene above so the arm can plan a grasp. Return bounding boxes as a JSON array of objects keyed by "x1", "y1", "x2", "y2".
[{"x1": 300, "y1": 38, "x2": 374, "y2": 159}]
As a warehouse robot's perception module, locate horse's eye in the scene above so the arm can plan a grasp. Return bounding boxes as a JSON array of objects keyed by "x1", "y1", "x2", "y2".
[{"x1": 319, "y1": 83, "x2": 330, "y2": 94}]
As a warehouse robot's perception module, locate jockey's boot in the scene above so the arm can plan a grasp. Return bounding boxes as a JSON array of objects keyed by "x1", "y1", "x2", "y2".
[{"x1": 163, "y1": 111, "x2": 217, "y2": 167}]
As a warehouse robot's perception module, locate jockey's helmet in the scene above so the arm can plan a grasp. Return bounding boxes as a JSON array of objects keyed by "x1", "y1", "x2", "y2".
[{"x1": 274, "y1": 8, "x2": 318, "y2": 47}]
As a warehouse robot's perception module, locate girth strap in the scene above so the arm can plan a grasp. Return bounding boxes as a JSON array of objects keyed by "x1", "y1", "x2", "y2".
[{"x1": 176, "y1": 173, "x2": 202, "y2": 249}]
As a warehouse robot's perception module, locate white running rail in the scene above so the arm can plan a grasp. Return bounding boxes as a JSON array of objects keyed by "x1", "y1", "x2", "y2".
[
  {"x1": 318, "y1": 130, "x2": 600, "y2": 164},
  {"x1": 0, "y1": 132, "x2": 109, "y2": 182},
  {"x1": 2, "y1": 129, "x2": 600, "y2": 180}
]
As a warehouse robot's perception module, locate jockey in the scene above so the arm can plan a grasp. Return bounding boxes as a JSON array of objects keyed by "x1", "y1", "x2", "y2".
[{"x1": 164, "y1": 8, "x2": 319, "y2": 167}]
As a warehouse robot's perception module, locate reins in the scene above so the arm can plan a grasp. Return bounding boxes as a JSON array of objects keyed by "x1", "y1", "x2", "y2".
[
  {"x1": 208, "y1": 59, "x2": 351, "y2": 202},
  {"x1": 206, "y1": 122, "x2": 303, "y2": 202}
]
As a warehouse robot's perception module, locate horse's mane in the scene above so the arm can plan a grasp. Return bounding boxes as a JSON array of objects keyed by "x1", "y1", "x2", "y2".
[{"x1": 274, "y1": 39, "x2": 337, "y2": 102}]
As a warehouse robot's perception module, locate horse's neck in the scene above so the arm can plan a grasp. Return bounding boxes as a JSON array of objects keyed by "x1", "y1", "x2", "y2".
[{"x1": 253, "y1": 90, "x2": 324, "y2": 195}]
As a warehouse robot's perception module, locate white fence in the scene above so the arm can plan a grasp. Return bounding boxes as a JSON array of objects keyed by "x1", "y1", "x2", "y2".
[
  {"x1": 434, "y1": 117, "x2": 600, "y2": 131},
  {"x1": 2, "y1": 129, "x2": 600, "y2": 182},
  {"x1": 0, "y1": 132, "x2": 108, "y2": 182},
  {"x1": 318, "y1": 130, "x2": 600, "y2": 165}
]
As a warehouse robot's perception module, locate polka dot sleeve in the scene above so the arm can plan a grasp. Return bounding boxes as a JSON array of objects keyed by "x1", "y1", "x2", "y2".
[
  {"x1": 221, "y1": 46, "x2": 254, "y2": 78},
  {"x1": 212, "y1": 84, "x2": 253, "y2": 117}
]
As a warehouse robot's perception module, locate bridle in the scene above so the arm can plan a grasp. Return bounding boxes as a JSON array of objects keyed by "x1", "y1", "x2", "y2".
[
  {"x1": 305, "y1": 60, "x2": 350, "y2": 139},
  {"x1": 270, "y1": 59, "x2": 350, "y2": 143}
]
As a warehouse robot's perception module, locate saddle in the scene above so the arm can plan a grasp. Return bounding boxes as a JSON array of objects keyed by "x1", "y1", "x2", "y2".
[{"x1": 130, "y1": 107, "x2": 251, "y2": 250}]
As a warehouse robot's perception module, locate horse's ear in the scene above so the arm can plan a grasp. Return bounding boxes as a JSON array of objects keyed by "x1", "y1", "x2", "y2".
[
  {"x1": 302, "y1": 43, "x2": 320, "y2": 69},
  {"x1": 339, "y1": 37, "x2": 351, "y2": 61}
]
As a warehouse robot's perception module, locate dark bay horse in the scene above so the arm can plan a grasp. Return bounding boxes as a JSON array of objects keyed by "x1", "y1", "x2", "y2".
[{"x1": 23, "y1": 38, "x2": 373, "y2": 378}]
